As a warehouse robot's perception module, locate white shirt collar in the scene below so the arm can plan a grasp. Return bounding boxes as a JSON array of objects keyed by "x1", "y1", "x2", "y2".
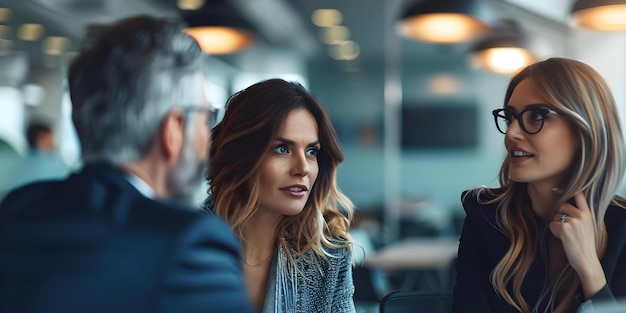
[{"x1": 125, "y1": 173, "x2": 156, "y2": 199}]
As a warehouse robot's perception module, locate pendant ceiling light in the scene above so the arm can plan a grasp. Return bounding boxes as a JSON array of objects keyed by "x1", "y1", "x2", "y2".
[
  {"x1": 180, "y1": 0, "x2": 255, "y2": 55},
  {"x1": 397, "y1": 0, "x2": 489, "y2": 44},
  {"x1": 469, "y1": 19, "x2": 536, "y2": 75},
  {"x1": 571, "y1": 0, "x2": 626, "y2": 31}
]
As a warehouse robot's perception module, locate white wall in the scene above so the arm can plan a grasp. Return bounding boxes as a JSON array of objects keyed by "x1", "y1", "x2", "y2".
[{"x1": 568, "y1": 30, "x2": 626, "y2": 193}]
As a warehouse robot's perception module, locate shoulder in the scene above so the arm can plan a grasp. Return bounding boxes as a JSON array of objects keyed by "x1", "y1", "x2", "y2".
[
  {"x1": 313, "y1": 245, "x2": 353, "y2": 283},
  {"x1": 159, "y1": 217, "x2": 251, "y2": 312},
  {"x1": 0, "y1": 180, "x2": 64, "y2": 219},
  {"x1": 327, "y1": 245, "x2": 353, "y2": 265},
  {"x1": 608, "y1": 196, "x2": 626, "y2": 214},
  {"x1": 294, "y1": 243, "x2": 352, "y2": 275},
  {"x1": 461, "y1": 187, "x2": 500, "y2": 204},
  {"x1": 605, "y1": 198, "x2": 626, "y2": 239},
  {"x1": 601, "y1": 198, "x2": 626, "y2": 294},
  {"x1": 126, "y1": 196, "x2": 239, "y2": 252},
  {"x1": 605, "y1": 198, "x2": 626, "y2": 224},
  {"x1": 460, "y1": 187, "x2": 500, "y2": 221},
  {"x1": 176, "y1": 214, "x2": 240, "y2": 251},
  {"x1": 165, "y1": 214, "x2": 241, "y2": 274},
  {"x1": 1, "y1": 166, "x2": 238, "y2": 252},
  {"x1": 321, "y1": 238, "x2": 353, "y2": 263}
]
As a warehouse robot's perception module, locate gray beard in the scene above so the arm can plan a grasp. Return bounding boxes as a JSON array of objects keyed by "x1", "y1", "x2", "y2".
[{"x1": 167, "y1": 133, "x2": 208, "y2": 207}]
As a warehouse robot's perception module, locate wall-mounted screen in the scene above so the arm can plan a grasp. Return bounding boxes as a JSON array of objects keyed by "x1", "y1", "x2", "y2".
[{"x1": 401, "y1": 105, "x2": 478, "y2": 149}]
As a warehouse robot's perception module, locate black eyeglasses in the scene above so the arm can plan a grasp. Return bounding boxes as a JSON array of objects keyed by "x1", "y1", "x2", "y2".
[{"x1": 492, "y1": 107, "x2": 560, "y2": 135}]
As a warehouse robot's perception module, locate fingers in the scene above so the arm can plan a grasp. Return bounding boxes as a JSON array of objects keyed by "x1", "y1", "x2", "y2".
[
  {"x1": 551, "y1": 192, "x2": 592, "y2": 238},
  {"x1": 549, "y1": 220, "x2": 564, "y2": 239},
  {"x1": 573, "y1": 192, "x2": 591, "y2": 212},
  {"x1": 551, "y1": 212, "x2": 571, "y2": 225},
  {"x1": 550, "y1": 210, "x2": 577, "y2": 240}
]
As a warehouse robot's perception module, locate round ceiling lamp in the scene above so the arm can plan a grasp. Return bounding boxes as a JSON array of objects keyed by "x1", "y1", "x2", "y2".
[
  {"x1": 397, "y1": 0, "x2": 489, "y2": 44},
  {"x1": 181, "y1": 0, "x2": 255, "y2": 55},
  {"x1": 469, "y1": 19, "x2": 536, "y2": 75},
  {"x1": 571, "y1": 0, "x2": 626, "y2": 31}
]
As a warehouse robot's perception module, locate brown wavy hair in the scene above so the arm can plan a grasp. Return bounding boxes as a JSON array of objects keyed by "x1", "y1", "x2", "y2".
[{"x1": 206, "y1": 78, "x2": 353, "y2": 260}]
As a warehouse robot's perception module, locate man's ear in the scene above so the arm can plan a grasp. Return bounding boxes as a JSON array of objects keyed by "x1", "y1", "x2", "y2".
[{"x1": 159, "y1": 109, "x2": 185, "y2": 165}]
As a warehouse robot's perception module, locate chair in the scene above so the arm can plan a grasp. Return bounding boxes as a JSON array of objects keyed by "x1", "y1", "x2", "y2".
[
  {"x1": 351, "y1": 227, "x2": 390, "y2": 312},
  {"x1": 353, "y1": 265, "x2": 389, "y2": 302},
  {"x1": 379, "y1": 290, "x2": 453, "y2": 313}
]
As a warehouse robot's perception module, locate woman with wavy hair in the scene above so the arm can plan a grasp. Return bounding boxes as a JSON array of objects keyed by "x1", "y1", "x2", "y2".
[
  {"x1": 204, "y1": 78, "x2": 355, "y2": 312},
  {"x1": 453, "y1": 58, "x2": 626, "y2": 313}
]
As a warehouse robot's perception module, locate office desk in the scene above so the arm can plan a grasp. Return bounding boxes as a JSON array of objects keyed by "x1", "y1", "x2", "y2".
[
  {"x1": 365, "y1": 237, "x2": 459, "y2": 270},
  {"x1": 364, "y1": 237, "x2": 459, "y2": 291}
]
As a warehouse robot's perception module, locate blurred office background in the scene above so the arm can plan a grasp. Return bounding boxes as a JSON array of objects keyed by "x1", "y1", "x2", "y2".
[{"x1": 1, "y1": 0, "x2": 626, "y2": 311}]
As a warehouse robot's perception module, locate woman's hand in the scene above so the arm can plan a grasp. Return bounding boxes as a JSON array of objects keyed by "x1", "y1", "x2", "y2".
[{"x1": 549, "y1": 192, "x2": 606, "y2": 299}]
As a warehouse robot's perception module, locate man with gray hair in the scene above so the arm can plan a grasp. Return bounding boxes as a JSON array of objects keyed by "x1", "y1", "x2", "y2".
[{"x1": 0, "y1": 15, "x2": 254, "y2": 313}]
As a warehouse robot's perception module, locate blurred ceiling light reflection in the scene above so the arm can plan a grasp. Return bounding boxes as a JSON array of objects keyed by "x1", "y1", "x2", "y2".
[
  {"x1": 312, "y1": 9, "x2": 342, "y2": 27},
  {"x1": 428, "y1": 74, "x2": 459, "y2": 95},
  {"x1": 319, "y1": 25, "x2": 350, "y2": 44},
  {"x1": 398, "y1": 0, "x2": 488, "y2": 43},
  {"x1": 0, "y1": 7, "x2": 11, "y2": 22},
  {"x1": 181, "y1": 0, "x2": 255, "y2": 54},
  {"x1": 571, "y1": 1, "x2": 626, "y2": 31},
  {"x1": 470, "y1": 20, "x2": 535, "y2": 75},
  {"x1": 184, "y1": 27, "x2": 253, "y2": 54},
  {"x1": 43, "y1": 36, "x2": 69, "y2": 55},
  {"x1": 328, "y1": 40, "x2": 360, "y2": 60},
  {"x1": 18, "y1": 24, "x2": 44, "y2": 41},
  {"x1": 177, "y1": 0, "x2": 205, "y2": 10},
  {"x1": 399, "y1": 14, "x2": 487, "y2": 43},
  {"x1": 471, "y1": 48, "x2": 535, "y2": 74}
]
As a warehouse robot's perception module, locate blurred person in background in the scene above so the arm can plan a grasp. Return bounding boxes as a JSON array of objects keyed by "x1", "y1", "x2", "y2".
[
  {"x1": 205, "y1": 78, "x2": 356, "y2": 312},
  {"x1": 0, "y1": 52, "x2": 30, "y2": 201},
  {"x1": 4, "y1": 120, "x2": 70, "y2": 193},
  {"x1": 453, "y1": 58, "x2": 626, "y2": 313},
  {"x1": 0, "y1": 15, "x2": 253, "y2": 313}
]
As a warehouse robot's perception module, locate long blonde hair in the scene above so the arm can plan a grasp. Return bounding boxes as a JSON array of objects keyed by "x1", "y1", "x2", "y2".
[
  {"x1": 207, "y1": 79, "x2": 353, "y2": 263},
  {"x1": 482, "y1": 58, "x2": 626, "y2": 312}
]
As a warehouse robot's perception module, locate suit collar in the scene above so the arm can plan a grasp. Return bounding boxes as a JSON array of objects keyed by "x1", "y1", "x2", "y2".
[{"x1": 80, "y1": 162, "x2": 159, "y2": 199}]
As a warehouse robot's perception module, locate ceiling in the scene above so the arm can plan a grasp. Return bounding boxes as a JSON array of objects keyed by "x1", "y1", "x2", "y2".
[
  {"x1": 0, "y1": 0, "x2": 578, "y2": 77},
  {"x1": 284, "y1": 0, "x2": 576, "y2": 69}
]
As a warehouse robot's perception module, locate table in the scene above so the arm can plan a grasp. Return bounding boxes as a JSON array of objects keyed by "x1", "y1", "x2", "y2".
[
  {"x1": 365, "y1": 237, "x2": 459, "y2": 270},
  {"x1": 364, "y1": 237, "x2": 460, "y2": 291}
]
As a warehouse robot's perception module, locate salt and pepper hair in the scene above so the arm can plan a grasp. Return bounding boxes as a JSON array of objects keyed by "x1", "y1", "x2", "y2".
[
  {"x1": 68, "y1": 15, "x2": 204, "y2": 164},
  {"x1": 207, "y1": 79, "x2": 353, "y2": 261},
  {"x1": 475, "y1": 57, "x2": 626, "y2": 312}
]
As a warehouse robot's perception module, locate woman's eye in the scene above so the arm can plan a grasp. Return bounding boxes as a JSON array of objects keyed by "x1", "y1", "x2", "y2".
[
  {"x1": 306, "y1": 147, "x2": 319, "y2": 157},
  {"x1": 274, "y1": 145, "x2": 289, "y2": 154},
  {"x1": 528, "y1": 110, "x2": 545, "y2": 121}
]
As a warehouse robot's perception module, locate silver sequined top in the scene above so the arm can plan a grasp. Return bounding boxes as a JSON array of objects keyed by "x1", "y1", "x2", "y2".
[{"x1": 262, "y1": 243, "x2": 355, "y2": 313}]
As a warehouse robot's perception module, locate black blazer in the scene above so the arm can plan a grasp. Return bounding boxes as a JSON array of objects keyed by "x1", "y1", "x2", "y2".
[
  {"x1": 453, "y1": 189, "x2": 626, "y2": 313},
  {"x1": 0, "y1": 163, "x2": 254, "y2": 313}
]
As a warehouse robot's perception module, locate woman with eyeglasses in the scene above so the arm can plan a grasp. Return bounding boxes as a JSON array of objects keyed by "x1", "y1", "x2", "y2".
[
  {"x1": 204, "y1": 79, "x2": 356, "y2": 313},
  {"x1": 453, "y1": 58, "x2": 626, "y2": 313}
]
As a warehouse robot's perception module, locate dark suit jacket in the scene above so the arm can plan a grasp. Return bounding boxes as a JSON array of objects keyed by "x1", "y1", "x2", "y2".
[
  {"x1": 0, "y1": 163, "x2": 254, "y2": 313},
  {"x1": 453, "y1": 189, "x2": 626, "y2": 313}
]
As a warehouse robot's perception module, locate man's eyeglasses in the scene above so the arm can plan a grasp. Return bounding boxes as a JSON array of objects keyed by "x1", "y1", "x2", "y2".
[
  {"x1": 492, "y1": 107, "x2": 560, "y2": 135},
  {"x1": 181, "y1": 105, "x2": 222, "y2": 129}
]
